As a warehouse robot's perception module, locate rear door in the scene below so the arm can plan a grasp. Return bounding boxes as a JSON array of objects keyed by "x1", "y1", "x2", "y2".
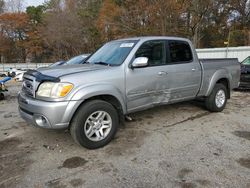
[{"x1": 165, "y1": 40, "x2": 202, "y2": 102}]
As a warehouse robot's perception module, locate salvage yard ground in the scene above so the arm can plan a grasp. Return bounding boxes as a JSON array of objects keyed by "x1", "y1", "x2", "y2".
[{"x1": 0, "y1": 82, "x2": 250, "y2": 188}]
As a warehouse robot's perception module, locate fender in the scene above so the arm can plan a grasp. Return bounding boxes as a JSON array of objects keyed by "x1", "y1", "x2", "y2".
[
  {"x1": 205, "y1": 68, "x2": 232, "y2": 97},
  {"x1": 70, "y1": 83, "x2": 127, "y2": 113}
]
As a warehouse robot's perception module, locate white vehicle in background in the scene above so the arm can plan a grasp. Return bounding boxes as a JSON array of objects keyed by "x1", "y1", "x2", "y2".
[
  {"x1": 48, "y1": 54, "x2": 91, "y2": 67},
  {"x1": 14, "y1": 70, "x2": 26, "y2": 82},
  {"x1": 8, "y1": 68, "x2": 26, "y2": 77}
]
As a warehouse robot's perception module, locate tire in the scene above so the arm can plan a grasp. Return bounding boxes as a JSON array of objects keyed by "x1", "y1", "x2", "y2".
[
  {"x1": 205, "y1": 83, "x2": 228, "y2": 112},
  {"x1": 0, "y1": 93, "x2": 4, "y2": 100},
  {"x1": 70, "y1": 100, "x2": 119, "y2": 149},
  {"x1": 11, "y1": 72, "x2": 16, "y2": 77}
]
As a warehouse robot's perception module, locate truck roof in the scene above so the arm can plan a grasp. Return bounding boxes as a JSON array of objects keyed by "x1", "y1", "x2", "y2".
[{"x1": 114, "y1": 36, "x2": 191, "y2": 42}]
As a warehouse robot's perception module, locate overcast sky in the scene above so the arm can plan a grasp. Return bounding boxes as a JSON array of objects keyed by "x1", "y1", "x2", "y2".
[
  {"x1": 24, "y1": 0, "x2": 45, "y2": 8},
  {"x1": 4, "y1": 0, "x2": 46, "y2": 12}
]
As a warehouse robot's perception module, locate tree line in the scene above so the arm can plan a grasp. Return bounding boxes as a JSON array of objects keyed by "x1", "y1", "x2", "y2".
[{"x1": 0, "y1": 0, "x2": 249, "y2": 63}]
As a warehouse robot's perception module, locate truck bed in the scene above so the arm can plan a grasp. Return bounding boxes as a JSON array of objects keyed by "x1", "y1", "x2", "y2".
[{"x1": 198, "y1": 58, "x2": 240, "y2": 96}]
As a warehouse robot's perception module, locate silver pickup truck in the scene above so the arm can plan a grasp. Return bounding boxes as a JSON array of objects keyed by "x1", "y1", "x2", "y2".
[{"x1": 18, "y1": 36, "x2": 240, "y2": 149}]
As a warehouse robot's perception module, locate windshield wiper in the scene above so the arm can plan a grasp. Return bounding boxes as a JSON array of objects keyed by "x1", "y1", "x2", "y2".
[{"x1": 93, "y1": 61, "x2": 111, "y2": 66}]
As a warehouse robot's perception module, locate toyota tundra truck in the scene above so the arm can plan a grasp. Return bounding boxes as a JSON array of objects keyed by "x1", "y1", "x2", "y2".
[{"x1": 18, "y1": 36, "x2": 240, "y2": 149}]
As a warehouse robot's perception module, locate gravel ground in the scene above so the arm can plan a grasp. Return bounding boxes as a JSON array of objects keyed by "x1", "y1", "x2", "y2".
[{"x1": 0, "y1": 82, "x2": 250, "y2": 188}]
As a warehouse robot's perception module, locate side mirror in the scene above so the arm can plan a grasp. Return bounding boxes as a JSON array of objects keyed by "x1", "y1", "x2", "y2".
[{"x1": 131, "y1": 57, "x2": 148, "y2": 68}]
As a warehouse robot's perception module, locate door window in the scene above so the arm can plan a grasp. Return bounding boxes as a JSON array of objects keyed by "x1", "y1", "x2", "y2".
[
  {"x1": 135, "y1": 40, "x2": 166, "y2": 66},
  {"x1": 168, "y1": 40, "x2": 193, "y2": 63}
]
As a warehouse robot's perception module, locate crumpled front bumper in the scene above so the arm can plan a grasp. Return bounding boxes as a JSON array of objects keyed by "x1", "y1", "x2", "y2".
[{"x1": 18, "y1": 92, "x2": 81, "y2": 129}]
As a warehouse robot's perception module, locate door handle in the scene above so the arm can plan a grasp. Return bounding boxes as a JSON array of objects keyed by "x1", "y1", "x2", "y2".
[
  {"x1": 158, "y1": 71, "x2": 168, "y2": 76},
  {"x1": 191, "y1": 68, "x2": 196, "y2": 71}
]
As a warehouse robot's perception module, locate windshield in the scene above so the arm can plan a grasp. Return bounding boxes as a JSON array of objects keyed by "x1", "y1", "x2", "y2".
[
  {"x1": 87, "y1": 40, "x2": 138, "y2": 66},
  {"x1": 242, "y1": 57, "x2": 250, "y2": 65},
  {"x1": 66, "y1": 55, "x2": 88, "y2": 65}
]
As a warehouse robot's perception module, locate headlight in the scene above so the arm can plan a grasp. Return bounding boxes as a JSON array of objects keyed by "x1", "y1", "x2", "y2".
[{"x1": 37, "y1": 82, "x2": 73, "y2": 98}]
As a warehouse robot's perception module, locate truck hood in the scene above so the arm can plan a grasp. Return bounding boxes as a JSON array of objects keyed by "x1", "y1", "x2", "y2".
[
  {"x1": 24, "y1": 64, "x2": 110, "y2": 82},
  {"x1": 37, "y1": 64, "x2": 110, "y2": 78}
]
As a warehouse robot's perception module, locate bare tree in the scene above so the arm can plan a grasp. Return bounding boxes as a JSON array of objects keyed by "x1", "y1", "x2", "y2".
[
  {"x1": 43, "y1": 11, "x2": 83, "y2": 59},
  {"x1": 0, "y1": 0, "x2": 4, "y2": 13},
  {"x1": 4, "y1": 0, "x2": 24, "y2": 13}
]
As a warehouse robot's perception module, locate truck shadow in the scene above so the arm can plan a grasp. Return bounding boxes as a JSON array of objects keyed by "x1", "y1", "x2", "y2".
[{"x1": 103, "y1": 100, "x2": 208, "y2": 156}]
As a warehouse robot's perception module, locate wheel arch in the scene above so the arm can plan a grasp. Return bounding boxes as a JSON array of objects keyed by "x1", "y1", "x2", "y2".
[
  {"x1": 68, "y1": 94, "x2": 125, "y2": 128},
  {"x1": 206, "y1": 69, "x2": 232, "y2": 98}
]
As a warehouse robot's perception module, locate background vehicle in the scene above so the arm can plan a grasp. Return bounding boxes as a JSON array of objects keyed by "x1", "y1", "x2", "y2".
[
  {"x1": 64, "y1": 54, "x2": 90, "y2": 65},
  {"x1": 18, "y1": 36, "x2": 240, "y2": 149},
  {"x1": 239, "y1": 56, "x2": 250, "y2": 89},
  {"x1": 0, "y1": 77, "x2": 11, "y2": 100},
  {"x1": 49, "y1": 60, "x2": 65, "y2": 67},
  {"x1": 7, "y1": 68, "x2": 26, "y2": 77},
  {"x1": 0, "y1": 73, "x2": 7, "y2": 77},
  {"x1": 14, "y1": 70, "x2": 26, "y2": 82},
  {"x1": 49, "y1": 54, "x2": 90, "y2": 67}
]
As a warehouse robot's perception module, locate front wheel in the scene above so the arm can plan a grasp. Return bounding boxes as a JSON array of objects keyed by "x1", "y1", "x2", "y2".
[
  {"x1": 70, "y1": 100, "x2": 119, "y2": 149},
  {"x1": 205, "y1": 83, "x2": 228, "y2": 112}
]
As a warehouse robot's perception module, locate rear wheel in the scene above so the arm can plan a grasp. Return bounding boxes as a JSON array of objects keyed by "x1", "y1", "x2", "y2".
[
  {"x1": 70, "y1": 100, "x2": 119, "y2": 149},
  {"x1": 205, "y1": 83, "x2": 228, "y2": 112}
]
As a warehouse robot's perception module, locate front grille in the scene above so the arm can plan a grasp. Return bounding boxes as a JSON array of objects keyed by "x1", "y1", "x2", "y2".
[{"x1": 22, "y1": 76, "x2": 35, "y2": 97}]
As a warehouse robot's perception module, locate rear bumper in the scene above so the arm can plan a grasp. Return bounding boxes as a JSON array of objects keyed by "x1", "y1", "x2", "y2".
[{"x1": 18, "y1": 92, "x2": 82, "y2": 129}]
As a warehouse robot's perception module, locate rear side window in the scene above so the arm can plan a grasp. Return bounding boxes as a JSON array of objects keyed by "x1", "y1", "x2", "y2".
[{"x1": 168, "y1": 40, "x2": 193, "y2": 63}]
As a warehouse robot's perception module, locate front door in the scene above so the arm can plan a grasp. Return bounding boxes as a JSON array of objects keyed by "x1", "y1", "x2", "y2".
[{"x1": 126, "y1": 40, "x2": 170, "y2": 112}]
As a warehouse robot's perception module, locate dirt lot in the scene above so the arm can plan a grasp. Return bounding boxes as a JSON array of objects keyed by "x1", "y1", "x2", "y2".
[{"x1": 0, "y1": 82, "x2": 250, "y2": 188}]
